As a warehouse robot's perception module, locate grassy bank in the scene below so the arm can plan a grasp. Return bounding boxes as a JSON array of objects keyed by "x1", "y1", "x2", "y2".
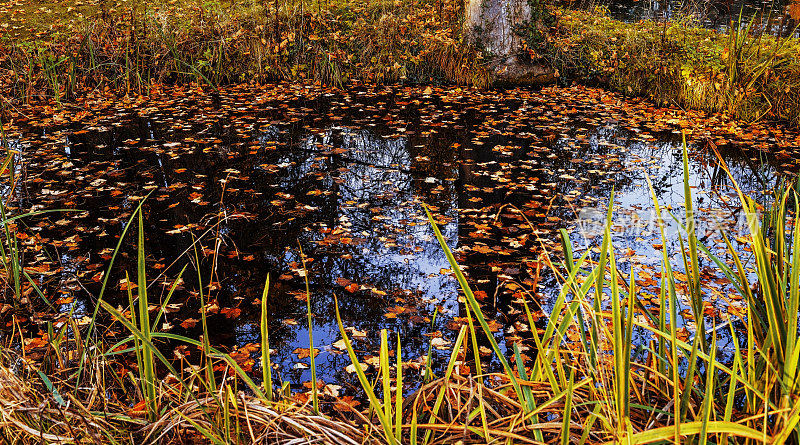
[
  {"x1": 0, "y1": 0, "x2": 488, "y2": 104},
  {"x1": 5, "y1": 0, "x2": 800, "y2": 129},
  {"x1": 549, "y1": 8, "x2": 800, "y2": 126}
]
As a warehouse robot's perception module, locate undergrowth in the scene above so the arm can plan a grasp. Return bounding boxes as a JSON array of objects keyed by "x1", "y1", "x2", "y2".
[
  {"x1": 0, "y1": 0, "x2": 489, "y2": 105},
  {"x1": 5, "y1": 0, "x2": 800, "y2": 131},
  {"x1": 549, "y1": 8, "x2": 800, "y2": 126}
]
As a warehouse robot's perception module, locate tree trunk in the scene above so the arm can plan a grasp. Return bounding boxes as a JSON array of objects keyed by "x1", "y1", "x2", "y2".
[{"x1": 464, "y1": 0, "x2": 557, "y2": 85}]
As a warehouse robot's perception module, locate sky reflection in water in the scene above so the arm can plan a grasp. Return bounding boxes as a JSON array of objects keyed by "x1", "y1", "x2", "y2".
[{"x1": 8, "y1": 84, "x2": 797, "y2": 384}]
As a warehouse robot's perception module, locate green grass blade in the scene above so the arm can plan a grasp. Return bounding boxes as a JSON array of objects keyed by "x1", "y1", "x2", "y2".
[
  {"x1": 423, "y1": 326, "x2": 468, "y2": 445},
  {"x1": 299, "y1": 247, "x2": 319, "y2": 414},
  {"x1": 333, "y1": 295, "x2": 398, "y2": 445},
  {"x1": 150, "y1": 264, "x2": 188, "y2": 333},
  {"x1": 699, "y1": 329, "x2": 717, "y2": 445},
  {"x1": 424, "y1": 205, "x2": 527, "y2": 410},
  {"x1": 136, "y1": 210, "x2": 157, "y2": 421},
  {"x1": 75, "y1": 192, "x2": 152, "y2": 390},
  {"x1": 395, "y1": 332, "x2": 403, "y2": 443},
  {"x1": 380, "y1": 329, "x2": 392, "y2": 434},
  {"x1": 260, "y1": 275, "x2": 273, "y2": 401},
  {"x1": 561, "y1": 367, "x2": 575, "y2": 445},
  {"x1": 626, "y1": 421, "x2": 766, "y2": 444}
]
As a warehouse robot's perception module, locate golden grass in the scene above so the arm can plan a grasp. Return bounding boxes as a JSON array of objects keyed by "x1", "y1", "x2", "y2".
[
  {"x1": 0, "y1": 0, "x2": 489, "y2": 104},
  {"x1": 550, "y1": 9, "x2": 800, "y2": 125},
  {"x1": 0, "y1": 355, "x2": 372, "y2": 444}
]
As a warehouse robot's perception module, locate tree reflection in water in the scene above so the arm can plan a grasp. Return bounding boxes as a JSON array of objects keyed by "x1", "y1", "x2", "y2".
[{"x1": 10, "y1": 85, "x2": 796, "y2": 385}]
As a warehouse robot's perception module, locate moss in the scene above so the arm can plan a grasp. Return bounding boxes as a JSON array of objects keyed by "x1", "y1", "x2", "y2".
[{"x1": 547, "y1": 9, "x2": 800, "y2": 126}]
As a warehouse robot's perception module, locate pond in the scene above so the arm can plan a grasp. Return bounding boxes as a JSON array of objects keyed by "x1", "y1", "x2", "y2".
[{"x1": 4, "y1": 83, "x2": 800, "y2": 389}]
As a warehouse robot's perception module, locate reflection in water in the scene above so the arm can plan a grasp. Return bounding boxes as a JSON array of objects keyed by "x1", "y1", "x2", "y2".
[{"x1": 5, "y1": 84, "x2": 798, "y2": 384}]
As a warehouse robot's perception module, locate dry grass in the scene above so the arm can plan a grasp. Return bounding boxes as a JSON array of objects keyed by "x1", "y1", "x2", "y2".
[
  {"x1": 0, "y1": 355, "x2": 122, "y2": 443},
  {"x1": 148, "y1": 397, "x2": 371, "y2": 444},
  {"x1": 405, "y1": 373, "x2": 594, "y2": 444},
  {"x1": 0, "y1": 0, "x2": 489, "y2": 105},
  {"x1": 0, "y1": 351, "x2": 675, "y2": 444},
  {"x1": 0, "y1": 351, "x2": 373, "y2": 444},
  {"x1": 549, "y1": 8, "x2": 800, "y2": 125}
]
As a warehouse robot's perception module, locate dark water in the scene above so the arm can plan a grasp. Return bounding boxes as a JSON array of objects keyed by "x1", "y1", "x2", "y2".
[
  {"x1": 582, "y1": 0, "x2": 800, "y2": 35},
  {"x1": 5, "y1": 83, "x2": 799, "y2": 386}
]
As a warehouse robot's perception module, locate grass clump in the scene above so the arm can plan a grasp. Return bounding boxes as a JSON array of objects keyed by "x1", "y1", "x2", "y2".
[
  {"x1": 548, "y1": 8, "x2": 800, "y2": 126},
  {"x1": 406, "y1": 138, "x2": 800, "y2": 442},
  {"x1": 0, "y1": 0, "x2": 489, "y2": 104}
]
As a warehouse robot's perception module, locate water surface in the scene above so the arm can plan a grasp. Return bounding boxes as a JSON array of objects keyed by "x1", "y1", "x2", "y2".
[{"x1": 6, "y1": 83, "x2": 799, "y2": 386}]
